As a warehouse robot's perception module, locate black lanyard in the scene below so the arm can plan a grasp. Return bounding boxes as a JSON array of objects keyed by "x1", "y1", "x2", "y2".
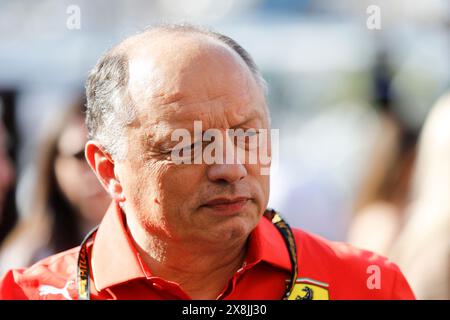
[
  {"x1": 77, "y1": 225, "x2": 98, "y2": 300},
  {"x1": 77, "y1": 209, "x2": 298, "y2": 300},
  {"x1": 263, "y1": 209, "x2": 298, "y2": 300}
]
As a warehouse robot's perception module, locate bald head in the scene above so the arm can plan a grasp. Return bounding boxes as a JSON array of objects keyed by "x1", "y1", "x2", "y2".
[{"x1": 85, "y1": 24, "x2": 267, "y2": 159}]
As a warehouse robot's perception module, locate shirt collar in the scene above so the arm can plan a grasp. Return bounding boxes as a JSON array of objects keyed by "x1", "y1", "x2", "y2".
[
  {"x1": 245, "y1": 213, "x2": 292, "y2": 272},
  {"x1": 91, "y1": 202, "x2": 292, "y2": 292}
]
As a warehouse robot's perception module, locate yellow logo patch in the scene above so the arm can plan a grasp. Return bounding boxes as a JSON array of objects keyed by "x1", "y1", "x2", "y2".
[{"x1": 287, "y1": 278, "x2": 330, "y2": 300}]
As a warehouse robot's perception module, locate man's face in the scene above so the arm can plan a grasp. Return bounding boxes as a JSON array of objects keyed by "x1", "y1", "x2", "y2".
[{"x1": 115, "y1": 33, "x2": 270, "y2": 245}]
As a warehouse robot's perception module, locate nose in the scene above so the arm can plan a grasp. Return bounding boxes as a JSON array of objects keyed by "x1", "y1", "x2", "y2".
[
  {"x1": 207, "y1": 162, "x2": 247, "y2": 184},
  {"x1": 205, "y1": 130, "x2": 248, "y2": 184}
]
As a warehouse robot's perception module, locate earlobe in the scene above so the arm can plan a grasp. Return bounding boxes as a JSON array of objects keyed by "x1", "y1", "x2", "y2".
[
  {"x1": 108, "y1": 180, "x2": 126, "y2": 202},
  {"x1": 85, "y1": 140, "x2": 125, "y2": 203}
]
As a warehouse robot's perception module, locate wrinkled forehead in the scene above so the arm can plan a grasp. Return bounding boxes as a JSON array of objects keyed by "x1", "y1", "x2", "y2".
[{"x1": 125, "y1": 32, "x2": 268, "y2": 131}]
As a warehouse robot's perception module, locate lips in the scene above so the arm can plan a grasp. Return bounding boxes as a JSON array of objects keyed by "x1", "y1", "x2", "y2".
[{"x1": 201, "y1": 197, "x2": 251, "y2": 215}]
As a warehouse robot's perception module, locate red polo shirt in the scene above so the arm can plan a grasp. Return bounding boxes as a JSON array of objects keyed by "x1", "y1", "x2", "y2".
[{"x1": 0, "y1": 202, "x2": 415, "y2": 300}]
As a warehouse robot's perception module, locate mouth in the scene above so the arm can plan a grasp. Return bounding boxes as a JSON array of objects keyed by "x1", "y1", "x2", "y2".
[{"x1": 201, "y1": 197, "x2": 251, "y2": 215}]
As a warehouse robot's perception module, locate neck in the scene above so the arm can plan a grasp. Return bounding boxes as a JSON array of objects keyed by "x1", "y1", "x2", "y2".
[{"x1": 126, "y1": 215, "x2": 248, "y2": 299}]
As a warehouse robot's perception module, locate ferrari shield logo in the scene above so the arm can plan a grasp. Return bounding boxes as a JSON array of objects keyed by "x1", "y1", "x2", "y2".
[{"x1": 287, "y1": 278, "x2": 330, "y2": 300}]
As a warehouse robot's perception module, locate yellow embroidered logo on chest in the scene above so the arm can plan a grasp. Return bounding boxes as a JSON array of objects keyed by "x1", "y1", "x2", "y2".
[{"x1": 287, "y1": 278, "x2": 329, "y2": 300}]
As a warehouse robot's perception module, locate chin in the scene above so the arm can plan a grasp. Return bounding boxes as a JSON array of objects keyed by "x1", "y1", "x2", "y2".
[{"x1": 209, "y1": 215, "x2": 257, "y2": 243}]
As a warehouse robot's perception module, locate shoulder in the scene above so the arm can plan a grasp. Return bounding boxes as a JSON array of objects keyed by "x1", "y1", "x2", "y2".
[
  {"x1": 0, "y1": 247, "x2": 80, "y2": 300},
  {"x1": 291, "y1": 228, "x2": 415, "y2": 299}
]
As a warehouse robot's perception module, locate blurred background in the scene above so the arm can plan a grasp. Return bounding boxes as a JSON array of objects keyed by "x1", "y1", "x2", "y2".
[{"x1": 0, "y1": 0, "x2": 449, "y2": 299}]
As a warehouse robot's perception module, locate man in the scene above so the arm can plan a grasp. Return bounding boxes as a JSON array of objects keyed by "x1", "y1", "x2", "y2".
[{"x1": 0, "y1": 24, "x2": 415, "y2": 300}]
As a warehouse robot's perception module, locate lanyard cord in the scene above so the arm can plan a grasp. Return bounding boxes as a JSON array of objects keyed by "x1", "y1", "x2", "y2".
[
  {"x1": 77, "y1": 209, "x2": 298, "y2": 300},
  {"x1": 77, "y1": 226, "x2": 98, "y2": 300},
  {"x1": 263, "y1": 209, "x2": 298, "y2": 300}
]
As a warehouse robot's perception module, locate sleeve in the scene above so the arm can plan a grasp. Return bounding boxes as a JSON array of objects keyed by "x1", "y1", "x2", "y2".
[
  {"x1": 0, "y1": 269, "x2": 29, "y2": 300},
  {"x1": 389, "y1": 264, "x2": 416, "y2": 300}
]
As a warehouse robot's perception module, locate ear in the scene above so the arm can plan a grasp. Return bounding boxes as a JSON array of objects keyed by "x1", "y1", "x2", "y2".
[{"x1": 85, "y1": 140, "x2": 126, "y2": 203}]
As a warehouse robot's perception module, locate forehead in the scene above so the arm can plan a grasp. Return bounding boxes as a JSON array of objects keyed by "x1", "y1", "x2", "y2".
[{"x1": 126, "y1": 32, "x2": 267, "y2": 132}]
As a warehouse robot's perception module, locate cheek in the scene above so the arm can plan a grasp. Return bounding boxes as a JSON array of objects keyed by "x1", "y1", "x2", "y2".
[
  {"x1": 122, "y1": 162, "x2": 158, "y2": 207},
  {"x1": 153, "y1": 163, "x2": 205, "y2": 210},
  {"x1": 247, "y1": 164, "x2": 270, "y2": 200},
  {"x1": 121, "y1": 160, "x2": 207, "y2": 237},
  {"x1": 261, "y1": 175, "x2": 270, "y2": 206},
  {"x1": 254, "y1": 176, "x2": 270, "y2": 214},
  {"x1": 122, "y1": 159, "x2": 202, "y2": 214}
]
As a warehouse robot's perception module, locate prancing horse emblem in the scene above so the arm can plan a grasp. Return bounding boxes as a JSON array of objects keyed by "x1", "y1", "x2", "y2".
[
  {"x1": 288, "y1": 278, "x2": 330, "y2": 300},
  {"x1": 296, "y1": 286, "x2": 314, "y2": 300}
]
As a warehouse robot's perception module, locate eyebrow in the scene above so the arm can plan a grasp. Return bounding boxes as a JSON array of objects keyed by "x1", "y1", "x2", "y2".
[
  {"x1": 147, "y1": 105, "x2": 265, "y2": 137},
  {"x1": 234, "y1": 115, "x2": 262, "y2": 127}
]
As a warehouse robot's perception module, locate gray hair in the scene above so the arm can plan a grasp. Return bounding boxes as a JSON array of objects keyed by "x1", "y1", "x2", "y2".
[{"x1": 85, "y1": 23, "x2": 267, "y2": 160}]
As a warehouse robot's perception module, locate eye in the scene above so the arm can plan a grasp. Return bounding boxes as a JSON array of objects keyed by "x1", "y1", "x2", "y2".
[
  {"x1": 231, "y1": 129, "x2": 260, "y2": 150},
  {"x1": 245, "y1": 130, "x2": 258, "y2": 137},
  {"x1": 189, "y1": 140, "x2": 203, "y2": 152},
  {"x1": 170, "y1": 140, "x2": 203, "y2": 161}
]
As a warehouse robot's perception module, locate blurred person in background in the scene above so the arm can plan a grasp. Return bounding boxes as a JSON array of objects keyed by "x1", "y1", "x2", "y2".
[
  {"x1": 348, "y1": 50, "x2": 419, "y2": 256},
  {"x1": 0, "y1": 98, "x2": 110, "y2": 274},
  {"x1": 388, "y1": 93, "x2": 450, "y2": 299},
  {"x1": 349, "y1": 90, "x2": 450, "y2": 299},
  {"x1": 0, "y1": 115, "x2": 16, "y2": 246}
]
